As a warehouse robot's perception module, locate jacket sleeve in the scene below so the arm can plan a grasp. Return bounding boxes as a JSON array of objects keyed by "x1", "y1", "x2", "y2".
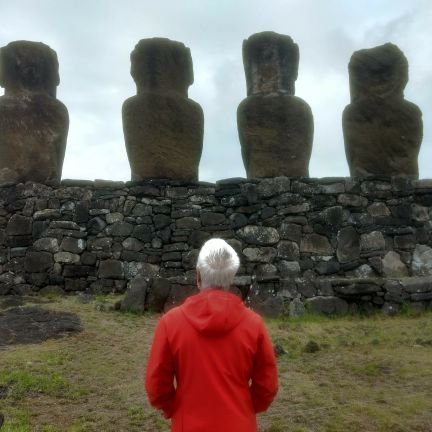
[
  {"x1": 145, "y1": 318, "x2": 176, "y2": 418},
  {"x1": 250, "y1": 320, "x2": 278, "y2": 413}
]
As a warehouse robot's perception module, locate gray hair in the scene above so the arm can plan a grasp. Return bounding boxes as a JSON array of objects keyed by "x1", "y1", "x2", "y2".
[{"x1": 196, "y1": 238, "x2": 240, "y2": 290}]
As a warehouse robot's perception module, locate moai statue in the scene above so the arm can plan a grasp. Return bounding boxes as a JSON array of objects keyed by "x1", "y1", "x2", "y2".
[
  {"x1": 122, "y1": 38, "x2": 204, "y2": 181},
  {"x1": 343, "y1": 43, "x2": 423, "y2": 177},
  {"x1": 0, "y1": 41, "x2": 69, "y2": 184},
  {"x1": 237, "y1": 32, "x2": 314, "y2": 178}
]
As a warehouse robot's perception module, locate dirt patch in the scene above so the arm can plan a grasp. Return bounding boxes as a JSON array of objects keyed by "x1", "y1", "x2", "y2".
[{"x1": 0, "y1": 306, "x2": 82, "y2": 348}]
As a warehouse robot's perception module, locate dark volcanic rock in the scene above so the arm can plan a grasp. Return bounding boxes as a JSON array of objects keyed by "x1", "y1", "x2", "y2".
[
  {"x1": 237, "y1": 32, "x2": 313, "y2": 178},
  {"x1": 305, "y1": 296, "x2": 348, "y2": 315},
  {"x1": 0, "y1": 306, "x2": 81, "y2": 347},
  {"x1": 146, "y1": 277, "x2": 172, "y2": 312},
  {"x1": 24, "y1": 251, "x2": 52, "y2": 272},
  {"x1": 121, "y1": 276, "x2": 150, "y2": 313},
  {"x1": 343, "y1": 43, "x2": 423, "y2": 177},
  {"x1": 0, "y1": 41, "x2": 69, "y2": 183},
  {"x1": 237, "y1": 225, "x2": 280, "y2": 245},
  {"x1": 122, "y1": 38, "x2": 203, "y2": 181},
  {"x1": 337, "y1": 227, "x2": 360, "y2": 263},
  {"x1": 6, "y1": 214, "x2": 32, "y2": 235}
]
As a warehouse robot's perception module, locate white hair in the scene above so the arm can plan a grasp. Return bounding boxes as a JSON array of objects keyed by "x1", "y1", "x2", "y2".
[{"x1": 196, "y1": 238, "x2": 240, "y2": 290}]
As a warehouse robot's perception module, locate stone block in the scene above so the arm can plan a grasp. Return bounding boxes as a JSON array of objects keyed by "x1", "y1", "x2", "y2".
[
  {"x1": 7, "y1": 214, "x2": 32, "y2": 235},
  {"x1": 296, "y1": 279, "x2": 316, "y2": 298},
  {"x1": 279, "y1": 222, "x2": 302, "y2": 243},
  {"x1": 305, "y1": 296, "x2": 348, "y2": 315},
  {"x1": 64, "y1": 278, "x2": 87, "y2": 292},
  {"x1": 201, "y1": 212, "x2": 226, "y2": 226},
  {"x1": 122, "y1": 237, "x2": 145, "y2": 252},
  {"x1": 401, "y1": 277, "x2": 432, "y2": 294},
  {"x1": 394, "y1": 235, "x2": 415, "y2": 250},
  {"x1": 88, "y1": 217, "x2": 106, "y2": 234},
  {"x1": 107, "y1": 221, "x2": 134, "y2": 237},
  {"x1": 176, "y1": 217, "x2": 201, "y2": 230},
  {"x1": 132, "y1": 224, "x2": 153, "y2": 242},
  {"x1": 124, "y1": 261, "x2": 159, "y2": 280},
  {"x1": 300, "y1": 233, "x2": 333, "y2": 255},
  {"x1": 81, "y1": 252, "x2": 97, "y2": 266},
  {"x1": 337, "y1": 194, "x2": 368, "y2": 207},
  {"x1": 277, "y1": 241, "x2": 300, "y2": 260},
  {"x1": 87, "y1": 237, "x2": 112, "y2": 252},
  {"x1": 251, "y1": 296, "x2": 284, "y2": 318},
  {"x1": 33, "y1": 237, "x2": 59, "y2": 253},
  {"x1": 121, "y1": 276, "x2": 151, "y2": 313},
  {"x1": 360, "y1": 231, "x2": 386, "y2": 252},
  {"x1": 277, "y1": 261, "x2": 301, "y2": 278},
  {"x1": 243, "y1": 247, "x2": 277, "y2": 263},
  {"x1": 333, "y1": 282, "x2": 381, "y2": 296},
  {"x1": 63, "y1": 265, "x2": 95, "y2": 278},
  {"x1": 153, "y1": 214, "x2": 171, "y2": 229},
  {"x1": 237, "y1": 225, "x2": 279, "y2": 245},
  {"x1": 315, "y1": 260, "x2": 340, "y2": 275},
  {"x1": 24, "y1": 251, "x2": 52, "y2": 272},
  {"x1": 106, "y1": 212, "x2": 124, "y2": 224},
  {"x1": 229, "y1": 213, "x2": 249, "y2": 229},
  {"x1": 367, "y1": 202, "x2": 390, "y2": 217},
  {"x1": 411, "y1": 245, "x2": 432, "y2": 275},
  {"x1": 54, "y1": 252, "x2": 80, "y2": 264},
  {"x1": 98, "y1": 259, "x2": 124, "y2": 280},
  {"x1": 382, "y1": 251, "x2": 408, "y2": 277},
  {"x1": 146, "y1": 277, "x2": 172, "y2": 312},
  {"x1": 60, "y1": 237, "x2": 86, "y2": 254},
  {"x1": 288, "y1": 298, "x2": 305, "y2": 318}
]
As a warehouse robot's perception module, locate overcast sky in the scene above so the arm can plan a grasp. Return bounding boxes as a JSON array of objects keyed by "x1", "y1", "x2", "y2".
[{"x1": 1, "y1": 0, "x2": 431, "y2": 182}]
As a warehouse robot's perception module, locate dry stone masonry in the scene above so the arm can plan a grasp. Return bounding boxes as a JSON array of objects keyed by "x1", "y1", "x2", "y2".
[
  {"x1": 0, "y1": 37, "x2": 430, "y2": 317},
  {"x1": 122, "y1": 38, "x2": 204, "y2": 182},
  {"x1": 343, "y1": 43, "x2": 423, "y2": 178},
  {"x1": 0, "y1": 177, "x2": 431, "y2": 316},
  {"x1": 237, "y1": 32, "x2": 314, "y2": 178},
  {"x1": 0, "y1": 41, "x2": 69, "y2": 184}
]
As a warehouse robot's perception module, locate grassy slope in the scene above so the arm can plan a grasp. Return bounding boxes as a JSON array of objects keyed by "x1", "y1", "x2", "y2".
[{"x1": 0, "y1": 296, "x2": 431, "y2": 432}]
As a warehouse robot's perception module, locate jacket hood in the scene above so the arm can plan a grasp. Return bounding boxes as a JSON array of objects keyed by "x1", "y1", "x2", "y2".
[{"x1": 181, "y1": 289, "x2": 246, "y2": 337}]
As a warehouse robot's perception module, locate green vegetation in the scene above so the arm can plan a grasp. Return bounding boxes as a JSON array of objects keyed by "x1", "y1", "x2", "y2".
[{"x1": 0, "y1": 296, "x2": 431, "y2": 431}]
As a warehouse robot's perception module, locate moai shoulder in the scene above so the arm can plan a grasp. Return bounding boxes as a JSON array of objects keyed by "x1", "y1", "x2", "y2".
[
  {"x1": 0, "y1": 41, "x2": 69, "y2": 184},
  {"x1": 237, "y1": 31, "x2": 314, "y2": 178}
]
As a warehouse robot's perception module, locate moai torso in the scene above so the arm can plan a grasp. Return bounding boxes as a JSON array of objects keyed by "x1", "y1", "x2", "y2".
[
  {"x1": 343, "y1": 43, "x2": 423, "y2": 177},
  {"x1": 0, "y1": 41, "x2": 69, "y2": 183},
  {"x1": 237, "y1": 32, "x2": 313, "y2": 178},
  {"x1": 122, "y1": 38, "x2": 204, "y2": 181}
]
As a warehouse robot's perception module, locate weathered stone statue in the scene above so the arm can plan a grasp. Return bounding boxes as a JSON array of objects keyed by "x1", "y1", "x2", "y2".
[
  {"x1": 122, "y1": 38, "x2": 204, "y2": 181},
  {"x1": 343, "y1": 43, "x2": 423, "y2": 177},
  {"x1": 0, "y1": 41, "x2": 69, "y2": 184},
  {"x1": 237, "y1": 32, "x2": 314, "y2": 178}
]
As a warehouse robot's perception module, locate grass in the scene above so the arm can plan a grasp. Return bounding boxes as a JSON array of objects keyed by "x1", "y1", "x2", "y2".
[{"x1": 0, "y1": 296, "x2": 431, "y2": 431}]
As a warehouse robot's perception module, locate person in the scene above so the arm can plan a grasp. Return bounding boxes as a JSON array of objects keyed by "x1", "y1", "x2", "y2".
[{"x1": 145, "y1": 238, "x2": 278, "y2": 432}]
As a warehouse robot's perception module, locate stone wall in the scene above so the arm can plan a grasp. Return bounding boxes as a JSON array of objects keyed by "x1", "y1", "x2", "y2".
[{"x1": 1, "y1": 177, "x2": 431, "y2": 315}]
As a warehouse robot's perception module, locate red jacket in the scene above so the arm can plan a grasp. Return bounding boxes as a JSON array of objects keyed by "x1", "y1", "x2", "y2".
[{"x1": 145, "y1": 289, "x2": 278, "y2": 432}]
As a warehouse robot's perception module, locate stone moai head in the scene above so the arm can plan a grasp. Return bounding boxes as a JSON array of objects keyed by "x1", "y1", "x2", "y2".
[
  {"x1": 348, "y1": 43, "x2": 409, "y2": 102},
  {"x1": 0, "y1": 41, "x2": 60, "y2": 98},
  {"x1": 130, "y1": 38, "x2": 194, "y2": 98},
  {"x1": 243, "y1": 31, "x2": 299, "y2": 96}
]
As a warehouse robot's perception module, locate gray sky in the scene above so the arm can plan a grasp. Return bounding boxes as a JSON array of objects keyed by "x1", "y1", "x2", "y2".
[{"x1": 1, "y1": 0, "x2": 431, "y2": 182}]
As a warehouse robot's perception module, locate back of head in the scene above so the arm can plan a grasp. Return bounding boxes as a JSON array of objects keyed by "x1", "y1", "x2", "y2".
[{"x1": 196, "y1": 238, "x2": 240, "y2": 290}]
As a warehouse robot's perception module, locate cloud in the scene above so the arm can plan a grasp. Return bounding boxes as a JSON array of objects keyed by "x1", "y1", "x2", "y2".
[{"x1": 0, "y1": 0, "x2": 430, "y2": 181}]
